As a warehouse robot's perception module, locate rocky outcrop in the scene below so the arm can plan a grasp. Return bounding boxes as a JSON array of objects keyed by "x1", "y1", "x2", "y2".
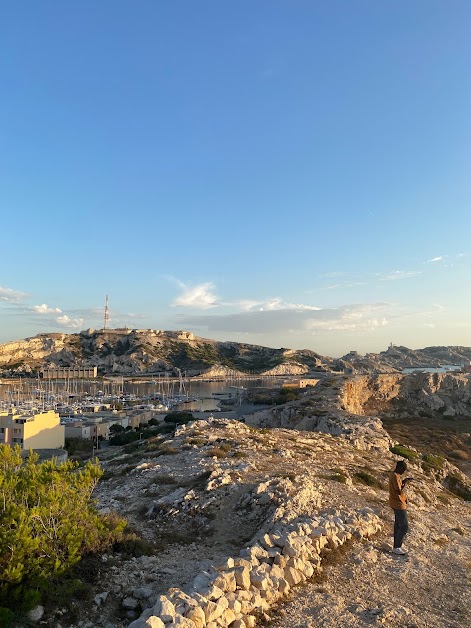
[
  {"x1": 260, "y1": 363, "x2": 308, "y2": 377},
  {"x1": 341, "y1": 373, "x2": 471, "y2": 417},
  {"x1": 244, "y1": 378, "x2": 392, "y2": 452},
  {"x1": 199, "y1": 365, "x2": 246, "y2": 378},
  {"x1": 0, "y1": 334, "x2": 69, "y2": 370}
]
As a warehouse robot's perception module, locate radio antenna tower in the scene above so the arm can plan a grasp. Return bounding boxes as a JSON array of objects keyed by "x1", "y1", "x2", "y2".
[{"x1": 104, "y1": 294, "x2": 110, "y2": 330}]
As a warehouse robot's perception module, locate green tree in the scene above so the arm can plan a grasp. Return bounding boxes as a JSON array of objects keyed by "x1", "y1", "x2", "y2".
[
  {"x1": 109, "y1": 423, "x2": 125, "y2": 434},
  {"x1": 164, "y1": 411, "x2": 194, "y2": 424},
  {"x1": 0, "y1": 445, "x2": 126, "y2": 615}
]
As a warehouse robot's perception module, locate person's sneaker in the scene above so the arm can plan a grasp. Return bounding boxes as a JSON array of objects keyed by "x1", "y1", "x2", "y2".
[{"x1": 392, "y1": 547, "x2": 407, "y2": 555}]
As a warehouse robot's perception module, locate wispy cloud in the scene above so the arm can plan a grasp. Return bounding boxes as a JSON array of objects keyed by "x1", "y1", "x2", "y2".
[
  {"x1": 254, "y1": 299, "x2": 321, "y2": 312},
  {"x1": 0, "y1": 286, "x2": 27, "y2": 303},
  {"x1": 326, "y1": 282, "x2": 366, "y2": 290},
  {"x1": 426, "y1": 256, "x2": 445, "y2": 263},
  {"x1": 379, "y1": 270, "x2": 422, "y2": 282},
  {"x1": 174, "y1": 303, "x2": 389, "y2": 336}
]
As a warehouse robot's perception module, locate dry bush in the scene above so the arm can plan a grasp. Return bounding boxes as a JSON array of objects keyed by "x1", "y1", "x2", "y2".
[
  {"x1": 205, "y1": 447, "x2": 230, "y2": 458},
  {"x1": 448, "y1": 449, "x2": 469, "y2": 461}
]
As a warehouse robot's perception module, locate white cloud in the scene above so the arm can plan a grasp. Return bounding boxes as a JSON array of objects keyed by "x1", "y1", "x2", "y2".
[
  {"x1": 56, "y1": 315, "x2": 84, "y2": 329},
  {"x1": 32, "y1": 303, "x2": 62, "y2": 315},
  {"x1": 172, "y1": 282, "x2": 219, "y2": 309},
  {"x1": 379, "y1": 270, "x2": 422, "y2": 281},
  {"x1": 0, "y1": 286, "x2": 26, "y2": 303},
  {"x1": 426, "y1": 256, "x2": 444, "y2": 263},
  {"x1": 174, "y1": 303, "x2": 390, "y2": 336},
  {"x1": 253, "y1": 299, "x2": 322, "y2": 312}
]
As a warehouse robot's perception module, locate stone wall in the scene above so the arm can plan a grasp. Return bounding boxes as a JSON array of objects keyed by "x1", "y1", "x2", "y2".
[{"x1": 126, "y1": 478, "x2": 381, "y2": 628}]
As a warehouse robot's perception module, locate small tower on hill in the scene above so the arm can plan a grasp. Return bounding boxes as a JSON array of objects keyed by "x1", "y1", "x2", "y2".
[{"x1": 103, "y1": 294, "x2": 110, "y2": 330}]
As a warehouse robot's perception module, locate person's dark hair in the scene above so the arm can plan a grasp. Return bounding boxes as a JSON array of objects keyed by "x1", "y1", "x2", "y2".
[{"x1": 395, "y1": 460, "x2": 407, "y2": 473}]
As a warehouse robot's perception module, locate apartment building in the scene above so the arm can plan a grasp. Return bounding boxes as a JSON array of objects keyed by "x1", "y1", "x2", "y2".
[
  {"x1": 62, "y1": 408, "x2": 154, "y2": 442},
  {"x1": 0, "y1": 409, "x2": 65, "y2": 450}
]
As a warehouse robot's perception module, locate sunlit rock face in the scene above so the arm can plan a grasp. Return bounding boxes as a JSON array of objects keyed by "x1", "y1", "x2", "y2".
[
  {"x1": 0, "y1": 330, "x2": 331, "y2": 376},
  {"x1": 341, "y1": 373, "x2": 471, "y2": 417}
]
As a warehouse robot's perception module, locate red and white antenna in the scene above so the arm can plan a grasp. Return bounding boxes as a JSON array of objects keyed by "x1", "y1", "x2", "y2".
[{"x1": 104, "y1": 294, "x2": 110, "y2": 330}]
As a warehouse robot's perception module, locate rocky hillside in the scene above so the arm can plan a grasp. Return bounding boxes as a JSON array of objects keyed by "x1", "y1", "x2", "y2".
[
  {"x1": 1, "y1": 329, "x2": 471, "y2": 378},
  {"x1": 0, "y1": 329, "x2": 328, "y2": 377},
  {"x1": 248, "y1": 373, "x2": 471, "y2": 473},
  {"x1": 29, "y1": 400, "x2": 470, "y2": 627}
]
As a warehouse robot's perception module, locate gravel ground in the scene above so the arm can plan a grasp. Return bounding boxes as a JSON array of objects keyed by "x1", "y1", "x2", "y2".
[{"x1": 267, "y1": 500, "x2": 471, "y2": 628}]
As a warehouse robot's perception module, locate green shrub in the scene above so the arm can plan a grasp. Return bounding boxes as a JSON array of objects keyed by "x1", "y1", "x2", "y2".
[
  {"x1": 318, "y1": 472, "x2": 348, "y2": 484},
  {"x1": 150, "y1": 423, "x2": 175, "y2": 435},
  {"x1": 164, "y1": 411, "x2": 194, "y2": 424},
  {"x1": 390, "y1": 444, "x2": 419, "y2": 460},
  {"x1": 65, "y1": 437, "x2": 93, "y2": 455},
  {"x1": 0, "y1": 607, "x2": 14, "y2": 627},
  {"x1": 113, "y1": 536, "x2": 155, "y2": 558},
  {"x1": 330, "y1": 469, "x2": 348, "y2": 483},
  {"x1": 109, "y1": 431, "x2": 141, "y2": 446},
  {"x1": 0, "y1": 445, "x2": 127, "y2": 614},
  {"x1": 353, "y1": 470, "x2": 385, "y2": 489},
  {"x1": 422, "y1": 453, "x2": 445, "y2": 472}
]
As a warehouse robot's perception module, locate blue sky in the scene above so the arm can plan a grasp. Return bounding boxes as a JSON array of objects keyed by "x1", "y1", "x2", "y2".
[{"x1": 1, "y1": 1, "x2": 470, "y2": 357}]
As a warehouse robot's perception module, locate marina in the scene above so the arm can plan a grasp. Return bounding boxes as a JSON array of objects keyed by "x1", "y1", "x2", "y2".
[{"x1": 0, "y1": 375, "x2": 281, "y2": 417}]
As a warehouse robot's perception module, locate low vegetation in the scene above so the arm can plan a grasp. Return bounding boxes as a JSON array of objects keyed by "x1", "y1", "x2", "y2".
[
  {"x1": 65, "y1": 437, "x2": 93, "y2": 456},
  {"x1": 353, "y1": 470, "x2": 385, "y2": 489},
  {"x1": 0, "y1": 445, "x2": 130, "y2": 624},
  {"x1": 389, "y1": 444, "x2": 420, "y2": 460},
  {"x1": 251, "y1": 386, "x2": 302, "y2": 406},
  {"x1": 422, "y1": 452, "x2": 446, "y2": 473},
  {"x1": 164, "y1": 411, "x2": 195, "y2": 424}
]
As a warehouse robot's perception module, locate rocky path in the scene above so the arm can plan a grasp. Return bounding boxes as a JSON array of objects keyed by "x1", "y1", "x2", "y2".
[{"x1": 268, "y1": 501, "x2": 471, "y2": 628}]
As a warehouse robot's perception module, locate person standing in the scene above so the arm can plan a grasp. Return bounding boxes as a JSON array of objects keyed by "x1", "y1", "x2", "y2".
[{"x1": 388, "y1": 460, "x2": 412, "y2": 555}]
